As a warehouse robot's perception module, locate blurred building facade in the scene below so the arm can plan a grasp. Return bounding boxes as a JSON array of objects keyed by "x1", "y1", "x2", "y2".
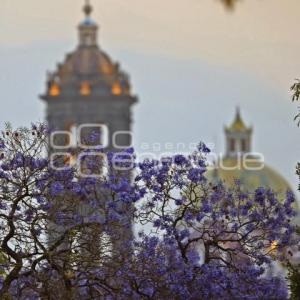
[{"x1": 207, "y1": 108, "x2": 291, "y2": 199}]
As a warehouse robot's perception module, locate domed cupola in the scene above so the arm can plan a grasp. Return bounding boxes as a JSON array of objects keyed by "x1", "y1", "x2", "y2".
[
  {"x1": 78, "y1": 0, "x2": 98, "y2": 47},
  {"x1": 41, "y1": 0, "x2": 136, "y2": 100}
]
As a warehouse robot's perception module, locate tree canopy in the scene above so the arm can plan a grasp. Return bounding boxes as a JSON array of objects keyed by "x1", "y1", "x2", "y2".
[{"x1": 0, "y1": 124, "x2": 297, "y2": 299}]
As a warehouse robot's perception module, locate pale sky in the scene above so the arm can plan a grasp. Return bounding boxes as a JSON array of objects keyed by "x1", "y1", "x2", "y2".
[
  {"x1": 1, "y1": 0, "x2": 300, "y2": 87},
  {"x1": 0, "y1": 0, "x2": 300, "y2": 194}
]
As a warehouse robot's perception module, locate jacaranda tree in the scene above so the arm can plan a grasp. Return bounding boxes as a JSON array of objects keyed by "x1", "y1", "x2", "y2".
[{"x1": 0, "y1": 124, "x2": 297, "y2": 299}]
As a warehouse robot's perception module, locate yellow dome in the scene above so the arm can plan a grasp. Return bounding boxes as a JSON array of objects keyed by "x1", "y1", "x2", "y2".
[{"x1": 206, "y1": 157, "x2": 292, "y2": 200}]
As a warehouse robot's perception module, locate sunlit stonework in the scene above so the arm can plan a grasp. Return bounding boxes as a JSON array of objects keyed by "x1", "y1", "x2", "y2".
[
  {"x1": 80, "y1": 81, "x2": 91, "y2": 96},
  {"x1": 111, "y1": 81, "x2": 122, "y2": 95},
  {"x1": 48, "y1": 81, "x2": 60, "y2": 96}
]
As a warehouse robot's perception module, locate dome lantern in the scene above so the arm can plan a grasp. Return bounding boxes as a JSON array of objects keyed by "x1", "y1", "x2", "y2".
[
  {"x1": 224, "y1": 107, "x2": 252, "y2": 158},
  {"x1": 41, "y1": 1, "x2": 137, "y2": 100},
  {"x1": 78, "y1": 0, "x2": 98, "y2": 47}
]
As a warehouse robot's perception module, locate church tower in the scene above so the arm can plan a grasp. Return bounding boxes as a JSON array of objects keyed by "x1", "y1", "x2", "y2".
[
  {"x1": 40, "y1": 1, "x2": 137, "y2": 151},
  {"x1": 40, "y1": 1, "x2": 138, "y2": 258}
]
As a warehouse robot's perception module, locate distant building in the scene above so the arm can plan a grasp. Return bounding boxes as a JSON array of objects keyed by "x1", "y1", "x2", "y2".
[{"x1": 207, "y1": 108, "x2": 292, "y2": 199}]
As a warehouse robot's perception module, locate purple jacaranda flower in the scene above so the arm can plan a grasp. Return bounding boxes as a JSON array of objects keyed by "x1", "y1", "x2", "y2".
[{"x1": 49, "y1": 181, "x2": 64, "y2": 196}]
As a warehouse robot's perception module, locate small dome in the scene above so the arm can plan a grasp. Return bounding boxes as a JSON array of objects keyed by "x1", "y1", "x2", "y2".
[
  {"x1": 41, "y1": 0, "x2": 133, "y2": 99},
  {"x1": 43, "y1": 46, "x2": 131, "y2": 98},
  {"x1": 60, "y1": 47, "x2": 114, "y2": 76}
]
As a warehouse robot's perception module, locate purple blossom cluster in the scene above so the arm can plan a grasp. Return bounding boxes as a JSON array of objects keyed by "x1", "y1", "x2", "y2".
[{"x1": 0, "y1": 125, "x2": 297, "y2": 299}]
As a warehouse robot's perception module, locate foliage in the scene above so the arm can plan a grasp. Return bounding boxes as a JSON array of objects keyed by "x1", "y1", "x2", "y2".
[
  {"x1": 291, "y1": 79, "x2": 300, "y2": 126},
  {"x1": 287, "y1": 262, "x2": 300, "y2": 300},
  {"x1": 0, "y1": 125, "x2": 297, "y2": 299},
  {"x1": 287, "y1": 227, "x2": 300, "y2": 300}
]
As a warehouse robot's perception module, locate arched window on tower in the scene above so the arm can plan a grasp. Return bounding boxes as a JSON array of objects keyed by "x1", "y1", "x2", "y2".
[
  {"x1": 112, "y1": 81, "x2": 122, "y2": 95},
  {"x1": 49, "y1": 81, "x2": 60, "y2": 96},
  {"x1": 85, "y1": 34, "x2": 92, "y2": 46},
  {"x1": 241, "y1": 139, "x2": 247, "y2": 152},
  {"x1": 80, "y1": 81, "x2": 91, "y2": 96},
  {"x1": 230, "y1": 139, "x2": 235, "y2": 152}
]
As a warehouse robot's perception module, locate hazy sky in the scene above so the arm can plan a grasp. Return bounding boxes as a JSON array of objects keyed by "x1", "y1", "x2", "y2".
[{"x1": 0, "y1": 0, "x2": 300, "y2": 194}]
